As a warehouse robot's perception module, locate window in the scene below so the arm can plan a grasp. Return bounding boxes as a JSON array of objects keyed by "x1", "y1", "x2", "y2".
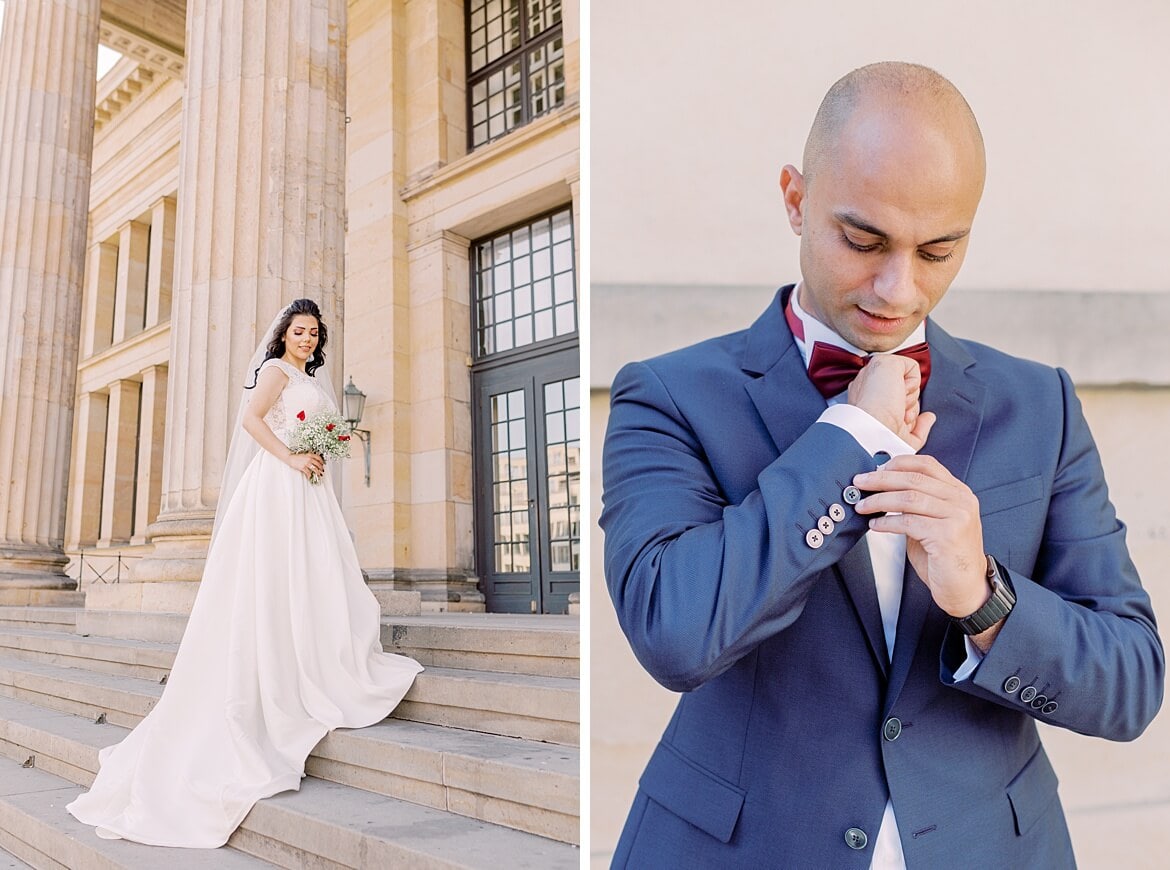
[
  {"x1": 472, "y1": 207, "x2": 576, "y2": 359},
  {"x1": 467, "y1": 0, "x2": 565, "y2": 149}
]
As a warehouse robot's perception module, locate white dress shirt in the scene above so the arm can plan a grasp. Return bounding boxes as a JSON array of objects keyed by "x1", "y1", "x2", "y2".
[{"x1": 788, "y1": 287, "x2": 982, "y2": 869}]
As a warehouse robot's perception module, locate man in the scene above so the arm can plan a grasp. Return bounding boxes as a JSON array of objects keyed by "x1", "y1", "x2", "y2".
[{"x1": 600, "y1": 62, "x2": 1163, "y2": 868}]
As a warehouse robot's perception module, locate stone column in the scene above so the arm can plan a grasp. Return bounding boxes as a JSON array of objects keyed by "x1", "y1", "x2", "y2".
[
  {"x1": 112, "y1": 219, "x2": 150, "y2": 343},
  {"x1": 98, "y1": 379, "x2": 142, "y2": 547},
  {"x1": 132, "y1": 365, "x2": 168, "y2": 545},
  {"x1": 0, "y1": 0, "x2": 101, "y2": 601},
  {"x1": 65, "y1": 390, "x2": 109, "y2": 549},
  {"x1": 145, "y1": 196, "x2": 176, "y2": 329},
  {"x1": 81, "y1": 239, "x2": 118, "y2": 358},
  {"x1": 131, "y1": 0, "x2": 348, "y2": 607},
  {"x1": 405, "y1": 229, "x2": 482, "y2": 611}
]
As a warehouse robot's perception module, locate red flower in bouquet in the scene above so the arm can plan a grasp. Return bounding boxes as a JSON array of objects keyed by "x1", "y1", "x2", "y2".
[{"x1": 288, "y1": 409, "x2": 352, "y2": 484}]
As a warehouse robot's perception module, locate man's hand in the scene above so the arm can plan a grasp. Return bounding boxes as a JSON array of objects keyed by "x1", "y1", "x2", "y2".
[
  {"x1": 847, "y1": 355, "x2": 936, "y2": 450},
  {"x1": 852, "y1": 454, "x2": 992, "y2": 621}
]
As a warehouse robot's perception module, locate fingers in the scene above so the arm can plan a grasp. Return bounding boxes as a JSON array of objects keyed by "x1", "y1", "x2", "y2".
[{"x1": 852, "y1": 454, "x2": 969, "y2": 517}]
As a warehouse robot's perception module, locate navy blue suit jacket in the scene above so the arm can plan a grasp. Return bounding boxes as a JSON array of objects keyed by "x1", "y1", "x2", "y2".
[{"x1": 600, "y1": 286, "x2": 1164, "y2": 868}]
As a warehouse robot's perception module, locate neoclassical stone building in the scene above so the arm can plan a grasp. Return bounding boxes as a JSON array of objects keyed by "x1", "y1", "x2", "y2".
[{"x1": 0, "y1": 0, "x2": 581, "y2": 616}]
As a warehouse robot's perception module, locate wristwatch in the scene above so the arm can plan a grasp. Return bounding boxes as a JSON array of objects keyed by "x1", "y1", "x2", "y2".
[{"x1": 954, "y1": 555, "x2": 1016, "y2": 635}]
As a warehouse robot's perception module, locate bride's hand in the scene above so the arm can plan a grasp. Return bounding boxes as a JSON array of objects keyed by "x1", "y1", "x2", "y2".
[{"x1": 287, "y1": 453, "x2": 324, "y2": 479}]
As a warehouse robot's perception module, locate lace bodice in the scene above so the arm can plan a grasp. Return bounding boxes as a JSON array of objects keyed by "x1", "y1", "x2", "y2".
[{"x1": 259, "y1": 358, "x2": 334, "y2": 445}]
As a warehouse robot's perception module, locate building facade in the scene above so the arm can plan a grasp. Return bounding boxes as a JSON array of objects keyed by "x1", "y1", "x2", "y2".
[{"x1": 0, "y1": 0, "x2": 580, "y2": 616}]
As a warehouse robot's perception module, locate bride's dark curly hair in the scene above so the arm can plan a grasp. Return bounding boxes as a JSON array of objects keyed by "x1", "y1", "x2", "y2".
[{"x1": 246, "y1": 298, "x2": 328, "y2": 388}]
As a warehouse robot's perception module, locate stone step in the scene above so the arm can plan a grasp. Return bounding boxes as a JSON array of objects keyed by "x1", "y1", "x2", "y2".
[
  {"x1": 0, "y1": 628, "x2": 171, "y2": 682},
  {"x1": 0, "y1": 693, "x2": 578, "y2": 845},
  {"x1": 0, "y1": 592, "x2": 84, "y2": 610},
  {"x1": 0, "y1": 845, "x2": 35, "y2": 869},
  {"x1": 0, "y1": 631, "x2": 579, "y2": 745},
  {"x1": 380, "y1": 615, "x2": 579, "y2": 679},
  {"x1": 1, "y1": 612, "x2": 581, "y2": 682},
  {"x1": 0, "y1": 756, "x2": 273, "y2": 869},
  {"x1": 0, "y1": 609, "x2": 78, "y2": 633},
  {"x1": 0, "y1": 746, "x2": 578, "y2": 868}
]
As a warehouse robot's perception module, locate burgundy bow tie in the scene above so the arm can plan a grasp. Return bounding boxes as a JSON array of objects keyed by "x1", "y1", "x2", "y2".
[
  {"x1": 784, "y1": 292, "x2": 931, "y2": 398},
  {"x1": 806, "y1": 341, "x2": 932, "y2": 399}
]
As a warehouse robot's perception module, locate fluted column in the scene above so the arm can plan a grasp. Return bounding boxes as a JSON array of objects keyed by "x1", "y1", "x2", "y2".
[
  {"x1": 132, "y1": 0, "x2": 348, "y2": 598},
  {"x1": 0, "y1": 0, "x2": 101, "y2": 599}
]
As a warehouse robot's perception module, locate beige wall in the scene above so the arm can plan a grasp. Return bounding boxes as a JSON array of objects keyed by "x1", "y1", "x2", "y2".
[
  {"x1": 592, "y1": 0, "x2": 1170, "y2": 293},
  {"x1": 589, "y1": 1, "x2": 1170, "y2": 866}
]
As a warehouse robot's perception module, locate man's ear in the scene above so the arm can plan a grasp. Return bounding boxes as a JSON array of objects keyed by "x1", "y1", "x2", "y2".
[{"x1": 779, "y1": 165, "x2": 805, "y2": 235}]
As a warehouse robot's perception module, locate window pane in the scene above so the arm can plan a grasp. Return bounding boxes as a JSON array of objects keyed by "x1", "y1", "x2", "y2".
[
  {"x1": 555, "y1": 302, "x2": 575, "y2": 335},
  {"x1": 553, "y1": 271, "x2": 574, "y2": 304},
  {"x1": 514, "y1": 315, "x2": 533, "y2": 346},
  {"x1": 545, "y1": 380, "x2": 563, "y2": 412}
]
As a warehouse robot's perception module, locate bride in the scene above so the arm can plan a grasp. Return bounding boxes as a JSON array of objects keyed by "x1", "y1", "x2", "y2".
[{"x1": 67, "y1": 298, "x2": 423, "y2": 848}]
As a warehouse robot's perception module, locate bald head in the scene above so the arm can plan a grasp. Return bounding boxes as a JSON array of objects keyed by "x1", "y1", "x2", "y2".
[{"x1": 803, "y1": 62, "x2": 986, "y2": 189}]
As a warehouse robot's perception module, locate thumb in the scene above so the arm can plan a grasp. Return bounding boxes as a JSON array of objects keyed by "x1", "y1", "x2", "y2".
[{"x1": 907, "y1": 411, "x2": 937, "y2": 450}]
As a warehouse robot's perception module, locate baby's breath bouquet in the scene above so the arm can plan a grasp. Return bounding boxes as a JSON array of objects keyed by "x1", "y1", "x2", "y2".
[{"x1": 288, "y1": 408, "x2": 352, "y2": 484}]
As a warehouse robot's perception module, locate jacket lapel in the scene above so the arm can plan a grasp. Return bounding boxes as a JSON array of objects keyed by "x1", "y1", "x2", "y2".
[
  {"x1": 885, "y1": 319, "x2": 987, "y2": 709},
  {"x1": 741, "y1": 286, "x2": 827, "y2": 455},
  {"x1": 741, "y1": 287, "x2": 888, "y2": 677},
  {"x1": 836, "y1": 539, "x2": 891, "y2": 679}
]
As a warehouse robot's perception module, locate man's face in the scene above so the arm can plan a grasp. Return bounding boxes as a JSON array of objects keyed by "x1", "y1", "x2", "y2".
[{"x1": 781, "y1": 108, "x2": 985, "y2": 353}]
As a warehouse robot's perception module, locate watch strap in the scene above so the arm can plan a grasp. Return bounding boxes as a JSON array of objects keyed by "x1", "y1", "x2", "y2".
[{"x1": 955, "y1": 555, "x2": 1016, "y2": 635}]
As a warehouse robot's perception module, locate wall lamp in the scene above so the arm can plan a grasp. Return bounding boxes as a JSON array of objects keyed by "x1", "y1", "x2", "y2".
[{"x1": 342, "y1": 377, "x2": 371, "y2": 487}]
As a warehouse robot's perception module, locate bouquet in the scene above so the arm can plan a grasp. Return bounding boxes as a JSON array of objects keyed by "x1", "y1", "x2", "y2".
[{"x1": 288, "y1": 408, "x2": 352, "y2": 484}]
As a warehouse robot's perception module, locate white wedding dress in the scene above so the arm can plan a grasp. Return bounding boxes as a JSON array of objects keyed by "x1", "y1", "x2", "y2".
[{"x1": 67, "y1": 357, "x2": 423, "y2": 847}]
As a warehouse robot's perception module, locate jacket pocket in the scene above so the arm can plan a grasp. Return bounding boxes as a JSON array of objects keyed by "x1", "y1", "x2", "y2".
[
  {"x1": 639, "y1": 741, "x2": 746, "y2": 843},
  {"x1": 977, "y1": 475, "x2": 1044, "y2": 517},
  {"x1": 1006, "y1": 745, "x2": 1060, "y2": 836}
]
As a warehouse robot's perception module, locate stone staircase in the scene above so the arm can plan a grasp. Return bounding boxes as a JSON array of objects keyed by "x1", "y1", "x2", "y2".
[{"x1": 0, "y1": 607, "x2": 580, "y2": 868}]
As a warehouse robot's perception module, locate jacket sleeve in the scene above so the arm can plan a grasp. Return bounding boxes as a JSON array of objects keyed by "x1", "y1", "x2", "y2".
[
  {"x1": 600, "y1": 360, "x2": 881, "y2": 692},
  {"x1": 941, "y1": 368, "x2": 1164, "y2": 740}
]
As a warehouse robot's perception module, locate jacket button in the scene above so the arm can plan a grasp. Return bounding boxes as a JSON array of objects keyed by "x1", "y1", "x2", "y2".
[
  {"x1": 828, "y1": 503, "x2": 846, "y2": 522},
  {"x1": 805, "y1": 529, "x2": 824, "y2": 549},
  {"x1": 1020, "y1": 686, "x2": 1038, "y2": 703},
  {"x1": 1003, "y1": 676, "x2": 1021, "y2": 694},
  {"x1": 844, "y1": 827, "x2": 868, "y2": 850},
  {"x1": 817, "y1": 515, "x2": 835, "y2": 535},
  {"x1": 843, "y1": 486, "x2": 862, "y2": 505},
  {"x1": 873, "y1": 451, "x2": 891, "y2": 465},
  {"x1": 883, "y1": 717, "x2": 902, "y2": 741},
  {"x1": 1042, "y1": 701, "x2": 1059, "y2": 715},
  {"x1": 1030, "y1": 694, "x2": 1048, "y2": 709}
]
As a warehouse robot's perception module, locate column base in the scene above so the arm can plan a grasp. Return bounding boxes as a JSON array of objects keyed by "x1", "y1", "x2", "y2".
[
  {"x1": 366, "y1": 568, "x2": 486, "y2": 613},
  {"x1": 0, "y1": 544, "x2": 80, "y2": 605}
]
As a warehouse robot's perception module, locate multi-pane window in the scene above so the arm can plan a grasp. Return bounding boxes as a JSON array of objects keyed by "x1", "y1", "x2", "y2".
[
  {"x1": 543, "y1": 377, "x2": 580, "y2": 572},
  {"x1": 467, "y1": 0, "x2": 565, "y2": 149},
  {"x1": 473, "y1": 208, "x2": 576, "y2": 359},
  {"x1": 489, "y1": 389, "x2": 531, "y2": 574}
]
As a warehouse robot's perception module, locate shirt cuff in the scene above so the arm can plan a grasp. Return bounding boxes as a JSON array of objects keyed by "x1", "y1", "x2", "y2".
[
  {"x1": 818, "y1": 403, "x2": 916, "y2": 461},
  {"x1": 952, "y1": 636, "x2": 986, "y2": 682}
]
